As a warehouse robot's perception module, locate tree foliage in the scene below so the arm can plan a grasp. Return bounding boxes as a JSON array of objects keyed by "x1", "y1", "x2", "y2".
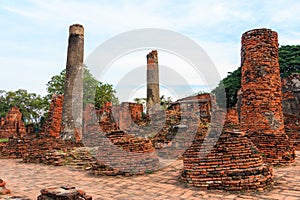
[
  {"x1": 279, "y1": 45, "x2": 300, "y2": 78},
  {"x1": 212, "y1": 45, "x2": 300, "y2": 108},
  {"x1": 0, "y1": 89, "x2": 48, "y2": 125},
  {"x1": 46, "y1": 66, "x2": 118, "y2": 109}
]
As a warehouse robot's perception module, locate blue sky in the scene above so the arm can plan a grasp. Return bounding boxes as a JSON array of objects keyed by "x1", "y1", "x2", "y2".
[{"x1": 1, "y1": 0, "x2": 300, "y2": 101}]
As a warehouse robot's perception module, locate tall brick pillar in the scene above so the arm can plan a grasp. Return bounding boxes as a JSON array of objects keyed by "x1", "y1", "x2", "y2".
[
  {"x1": 240, "y1": 28, "x2": 295, "y2": 165},
  {"x1": 146, "y1": 50, "x2": 160, "y2": 112},
  {"x1": 61, "y1": 24, "x2": 84, "y2": 141}
]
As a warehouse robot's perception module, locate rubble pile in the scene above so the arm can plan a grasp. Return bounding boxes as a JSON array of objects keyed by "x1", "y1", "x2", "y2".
[{"x1": 38, "y1": 186, "x2": 92, "y2": 200}]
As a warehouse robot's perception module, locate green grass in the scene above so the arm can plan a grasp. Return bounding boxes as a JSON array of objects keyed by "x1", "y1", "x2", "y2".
[{"x1": 0, "y1": 138, "x2": 8, "y2": 143}]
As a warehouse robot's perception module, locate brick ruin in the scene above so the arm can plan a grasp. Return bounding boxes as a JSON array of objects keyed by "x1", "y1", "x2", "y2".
[
  {"x1": 2, "y1": 24, "x2": 300, "y2": 194},
  {"x1": 0, "y1": 107, "x2": 26, "y2": 138},
  {"x1": 181, "y1": 131, "x2": 273, "y2": 190},
  {"x1": 61, "y1": 24, "x2": 84, "y2": 141},
  {"x1": 42, "y1": 94, "x2": 64, "y2": 138},
  {"x1": 282, "y1": 73, "x2": 300, "y2": 149},
  {"x1": 240, "y1": 28, "x2": 295, "y2": 165},
  {"x1": 0, "y1": 94, "x2": 81, "y2": 160},
  {"x1": 146, "y1": 50, "x2": 160, "y2": 112},
  {"x1": 168, "y1": 93, "x2": 212, "y2": 122},
  {"x1": 82, "y1": 105, "x2": 159, "y2": 176}
]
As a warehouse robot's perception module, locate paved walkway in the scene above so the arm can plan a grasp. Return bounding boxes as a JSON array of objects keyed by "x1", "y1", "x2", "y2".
[{"x1": 1, "y1": 152, "x2": 300, "y2": 200}]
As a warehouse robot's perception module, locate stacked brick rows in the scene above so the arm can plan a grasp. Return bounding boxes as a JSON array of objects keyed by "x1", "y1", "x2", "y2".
[
  {"x1": 181, "y1": 131, "x2": 274, "y2": 191},
  {"x1": 0, "y1": 134, "x2": 81, "y2": 162},
  {"x1": 82, "y1": 107, "x2": 159, "y2": 175},
  {"x1": 42, "y1": 94, "x2": 64, "y2": 138},
  {"x1": 0, "y1": 107, "x2": 26, "y2": 138},
  {"x1": 224, "y1": 108, "x2": 240, "y2": 130},
  {"x1": 89, "y1": 130, "x2": 159, "y2": 176},
  {"x1": 240, "y1": 28, "x2": 295, "y2": 164}
]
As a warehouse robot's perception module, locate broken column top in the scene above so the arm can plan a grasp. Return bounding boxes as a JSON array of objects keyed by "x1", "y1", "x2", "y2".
[
  {"x1": 242, "y1": 28, "x2": 278, "y2": 42},
  {"x1": 147, "y1": 50, "x2": 158, "y2": 62},
  {"x1": 69, "y1": 24, "x2": 84, "y2": 36}
]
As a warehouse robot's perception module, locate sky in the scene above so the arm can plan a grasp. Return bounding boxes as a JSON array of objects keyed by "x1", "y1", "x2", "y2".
[{"x1": 1, "y1": 0, "x2": 300, "y2": 101}]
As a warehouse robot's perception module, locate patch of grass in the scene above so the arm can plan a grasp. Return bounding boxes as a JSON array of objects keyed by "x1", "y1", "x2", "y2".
[{"x1": 0, "y1": 138, "x2": 9, "y2": 143}]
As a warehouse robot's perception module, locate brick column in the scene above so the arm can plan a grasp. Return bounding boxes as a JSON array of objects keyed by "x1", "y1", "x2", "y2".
[
  {"x1": 240, "y1": 28, "x2": 295, "y2": 165},
  {"x1": 61, "y1": 24, "x2": 84, "y2": 141},
  {"x1": 146, "y1": 50, "x2": 160, "y2": 112}
]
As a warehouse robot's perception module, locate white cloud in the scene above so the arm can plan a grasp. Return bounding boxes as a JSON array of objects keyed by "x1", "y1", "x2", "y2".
[{"x1": 0, "y1": 0, "x2": 300, "y2": 97}]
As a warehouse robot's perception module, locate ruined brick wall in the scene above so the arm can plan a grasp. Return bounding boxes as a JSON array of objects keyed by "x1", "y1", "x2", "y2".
[
  {"x1": 282, "y1": 73, "x2": 300, "y2": 117},
  {"x1": 224, "y1": 108, "x2": 239, "y2": 129},
  {"x1": 282, "y1": 73, "x2": 300, "y2": 150},
  {"x1": 240, "y1": 28, "x2": 294, "y2": 164},
  {"x1": 91, "y1": 130, "x2": 159, "y2": 176},
  {"x1": 0, "y1": 107, "x2": 26, "y2": 138},
  {"x1": 42, "y1": 94, "x2": 64, "y2": 138},
  {"x1": 117, "y1": 102, "x2": 143, "y2": 130},
  {"x1": 169, "y1": 93, "x2": 213, "y2": 121}
]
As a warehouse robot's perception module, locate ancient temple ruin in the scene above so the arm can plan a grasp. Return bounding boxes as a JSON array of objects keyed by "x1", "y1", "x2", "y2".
[
  {"x1": 61, "y1": 24, "x2": 84, "y2": 141},
  {"x1": 42, "y1": 94, "x2": 64, "y2": 138},
  {"x1": 0, "y1": 107, "x2": 26, "y2": 138},
  {"x1": 240, "y1": 28, "x2": 295, "y2": 165}
]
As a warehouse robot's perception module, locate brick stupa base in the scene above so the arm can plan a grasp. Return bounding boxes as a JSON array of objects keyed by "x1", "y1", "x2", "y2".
[
  {"x1": 83, "y1": 130, "x2": 159, "y2": 176},
  {"x1": 181, "y1": 131, "x2": 274, "y2": 191},
  {"x1": 247, "y1": 132, "x2": 295, "y2": 165}
]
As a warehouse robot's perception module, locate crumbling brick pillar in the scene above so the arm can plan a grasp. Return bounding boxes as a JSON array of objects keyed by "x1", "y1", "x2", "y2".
[
  {"x1": 61, "y1": 24, "x2": 84, "y2": 141},
  {"x1": 146, "y1": 50, "x2": 160, "y2": 112},
  {"x1": 240, "y1": 28, "x2": 295, "y2": 165}
]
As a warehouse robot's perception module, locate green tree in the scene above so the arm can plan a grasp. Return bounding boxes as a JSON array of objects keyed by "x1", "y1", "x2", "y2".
[
  {"x1": 160, "y1": 95, "x2": 172, "y2": 110},
  {"x1": 0, "y1": 89, "x2": 48, "y2": 126},
  {"x1": 279, "y1": 45, "x2": 300, "y2": 78},
  {"x1": 212, "y1": 45, "x2": 300, "y2": 108},
  {"x1": 46, "y1": 66, "x2": 118, "y2": 109}
]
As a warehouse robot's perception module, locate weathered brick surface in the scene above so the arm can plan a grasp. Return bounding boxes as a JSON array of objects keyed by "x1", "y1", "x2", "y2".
[
  {"x1": 240, "y1": 28, "x2": 295, "y2": 165},
  {"x1": 38, "y1": 186, "x2": 92, "y2": 200},
  {"x1": 146, "y1": 50, "x2": 160, "y2": 111},
  {"x1": 42, "y1": 94, "x2": 64, "y2": 138},
  {"x1": 224, "y1": 108, "x2": 239, "y2": 129},
  {"x1": 61, "y1": 24, "x2": 84, "y2": 141},
  {"x1": 181, "y1": 131, "x2": 274, "y2": 191},
  {"x1": 0, "y1": 107, "x2": 26, "y2": 138},
  {"x1": 82, "y1": 106, "x2": 159, "y2": 176},
  {"x1": 168, "y1": 93, "x2": 212, "y2": 123},
  {"x1": 281, "y1": 74, "x2": 300, "y2": 150},
  {"x1": 0, "y1": 135, "x2": 80, "y2": 161},
  {"x1": 90, "y1": 131, "x2": 159, "y2": 176}
]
